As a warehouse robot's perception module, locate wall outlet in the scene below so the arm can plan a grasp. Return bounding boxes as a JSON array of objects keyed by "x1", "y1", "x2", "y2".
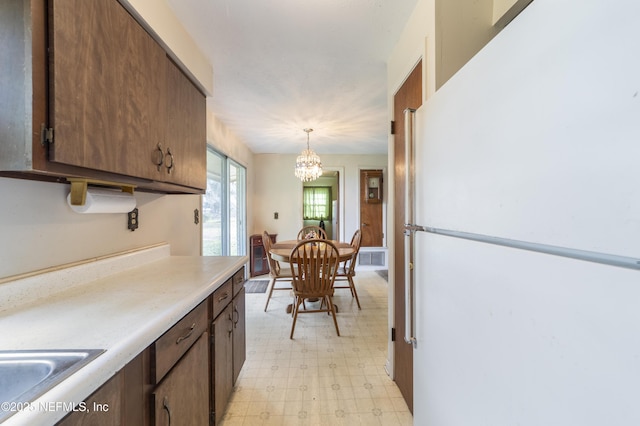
[
  {"x1": 127, "y1": 208, "x2": 139, "y2": 231},
  {"x1": 274, "y1": 212, "x2": 279, "y2": 219}
]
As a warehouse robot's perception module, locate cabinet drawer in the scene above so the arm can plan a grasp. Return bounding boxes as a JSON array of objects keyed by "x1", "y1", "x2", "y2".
[
  {"x1": 212, "y1": 279, "x2": 233, "y2": 319},
  {"x1": 252, "y1": 236, "x2": 264, "y2": 246},
  {"x1": 232, "y1": 267, "x2": 245, "y2": 296},
  {"x1": 153, "y1": 300, "x2": 208, "y2": 383}
]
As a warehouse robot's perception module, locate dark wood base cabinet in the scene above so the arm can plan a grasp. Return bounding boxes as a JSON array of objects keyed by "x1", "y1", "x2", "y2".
[
  {"x1": 152, "y1": 333, "x2": 209, "y2": 426},
  {"x1": 55, "y1": 266, "x2": 246, "y2": 426}
]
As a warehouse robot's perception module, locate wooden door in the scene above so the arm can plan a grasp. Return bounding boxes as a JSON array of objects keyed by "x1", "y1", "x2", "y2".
[
  {"x1": 49, "y1": 0, "x2": 166, "y2": 179},
  {"x1": 393, "y1": 60, "x2": 422, "y2": 414},
  {"x1": 153, "y1": 333, "x2": 209, "y2": 426},
  {"x1": 360, "y1": 169, "x2": 383, "y2": 247}
]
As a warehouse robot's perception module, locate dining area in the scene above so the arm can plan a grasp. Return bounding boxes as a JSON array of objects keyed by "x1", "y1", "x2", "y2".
[{"x1": 260, "y1": 226, "x2": 363, "y2": 339}]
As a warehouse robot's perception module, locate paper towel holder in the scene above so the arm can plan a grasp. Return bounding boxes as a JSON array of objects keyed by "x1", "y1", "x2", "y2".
[{"x1": 67, "y1": 177, "x2": 136, "y2": 206}]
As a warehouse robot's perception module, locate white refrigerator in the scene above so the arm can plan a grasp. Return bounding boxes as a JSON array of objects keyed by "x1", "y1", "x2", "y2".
[{"x1": 403, "y1": 0, "x2": 640, "y2": 425}]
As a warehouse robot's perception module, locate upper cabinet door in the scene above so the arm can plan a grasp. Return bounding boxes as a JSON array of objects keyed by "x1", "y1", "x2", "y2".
[
  {"x1": 164, "y1": 59, "x2": 207, "y2": 190},
  {"x1": 49, "y1": 0, "x2": 167, "y2": 181}
]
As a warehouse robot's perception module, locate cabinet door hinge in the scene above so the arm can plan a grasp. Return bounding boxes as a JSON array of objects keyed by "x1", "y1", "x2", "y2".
[
  {"x1": 391, "y1": 327, "x2": 396, "y2": 341},
  {"x1": 41, "y1": 124, "x2": 54, "y2": 145},
  {"x1": 390, "y1": 120, "x2": 395, "y2": 135},
  {"x1": 210, "y1": 410, "x2": 216, "y2": 425}
]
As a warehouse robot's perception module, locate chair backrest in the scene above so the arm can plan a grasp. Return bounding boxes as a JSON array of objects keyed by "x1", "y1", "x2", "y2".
[
  {"x1": 289, "y1": 239, "x2": 339, "y2": 297},
  {"x1": 261, "y1": 231, "x2": 280, "y2": 276},
  {"x1": 297, "y1": 226, "x2": 328, "y2": 240},
  {"x1": 344, "y1": 229, "x2": 362, "y2": 275}
]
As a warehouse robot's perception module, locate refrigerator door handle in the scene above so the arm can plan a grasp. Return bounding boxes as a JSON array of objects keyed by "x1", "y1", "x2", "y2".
[{"x1": 403, "y1": 108, "x2": 418, "y2": 347}]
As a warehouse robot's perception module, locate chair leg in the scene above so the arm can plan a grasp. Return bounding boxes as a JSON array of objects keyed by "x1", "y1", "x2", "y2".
[
  {"x1": 264, "y1": 277, "x2": 277, "y2": 312},
  {"x1": 290, "y1": 296, "x2": 302, "y2": 339},
  {"x1": 348, "y1": 276, "x2": 361, "y2": 310},
  {"x1": 326, "y1": 296, "x2": 340, "y2": 336}
]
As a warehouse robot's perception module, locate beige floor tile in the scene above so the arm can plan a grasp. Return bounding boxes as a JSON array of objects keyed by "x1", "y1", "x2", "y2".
[{"x1": 220, "y1": 271, "x2": 413, "y2": 426}]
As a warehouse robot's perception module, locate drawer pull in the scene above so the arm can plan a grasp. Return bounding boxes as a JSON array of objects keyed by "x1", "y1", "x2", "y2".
[
  {"x1": 163, "y1": 396, "x2": 172, "y2": 426},
  {"x1": 217, "y1": 292, "x2": 230, "y2": 303},
  {"x1": 175, "y1": 322, "x2": 196, "y2": 344}
]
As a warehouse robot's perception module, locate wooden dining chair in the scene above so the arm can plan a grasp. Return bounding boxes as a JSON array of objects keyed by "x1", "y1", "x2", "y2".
[
  {"x1": 288, "y1": 239, "x2": 341, "y2": 339},
  {"x1": 333, "y1": 229, "x2": 362, "y2": 309},
  {"x1": 262, "y1": 231, "x2": 294, "y2": 312},
  {"x1": 296, "y1": 225, "x2": 327, "y2": 240}
]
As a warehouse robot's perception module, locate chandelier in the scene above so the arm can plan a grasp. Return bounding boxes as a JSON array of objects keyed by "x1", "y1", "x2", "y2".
[{"x1": 294, "y1": 128, "x2": 323, "y2": 182}]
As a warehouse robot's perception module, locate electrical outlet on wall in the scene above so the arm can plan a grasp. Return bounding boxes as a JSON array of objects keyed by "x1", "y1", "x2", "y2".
[
  {"x1": 274, "y1": 212, "x2": 279, "y2": 219},
  {"x1": 127, "y1": 208, "x2": 139, "y2": 231}
]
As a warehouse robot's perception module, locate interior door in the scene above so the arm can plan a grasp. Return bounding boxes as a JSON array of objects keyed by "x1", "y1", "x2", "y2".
[
  {"x1": 393, "y1": 60, "x2": 422, "y2": 413},
  {"x1": 360, "y1": 169, "x2": 383, "y2": 247}
]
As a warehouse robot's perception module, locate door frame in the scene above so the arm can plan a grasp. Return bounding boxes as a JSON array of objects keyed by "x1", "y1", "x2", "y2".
[
  {"x1": 387, "y1": 58, "x2": 423, "y2": 414},
  {"x1": 300, "y1": 166, "x2": 346, "y2": 243}
]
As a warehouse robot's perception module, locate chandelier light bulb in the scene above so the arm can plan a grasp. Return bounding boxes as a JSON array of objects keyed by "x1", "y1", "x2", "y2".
[{"x1": 294, "y1": 128, "x2": 323, "y2": 182}]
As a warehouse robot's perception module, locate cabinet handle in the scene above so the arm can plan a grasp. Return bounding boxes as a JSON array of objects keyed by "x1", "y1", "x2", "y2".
[
  {"x1": 154, "y1": 143, "x2": 165, "y2": 171},
  {"x1": 233, "y1": 305, "x2": 239, "y2": 327},
  {"x1": 217, "y1": 292, "x2": 230, "y2": 303},
  {"x1": 165, "y1": 147, "x2": 174, "y2": 174},
  {"x1": 163, "y1": 396, "x2": 172, "y2": 426},
  {"x1": 175, "y1": 322, "x2": 196, "y2": 344},
  {"x1": 227, "y1": 312, "x2": 233, "y2": 337}
]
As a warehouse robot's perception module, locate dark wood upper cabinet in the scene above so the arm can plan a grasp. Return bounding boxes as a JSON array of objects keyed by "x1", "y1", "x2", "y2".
[
  {"x1": 0, "y1": 0, "x2": 206, "y2": 194},
  {"x1": 164, "y1": 58, "x2": 206, "y2": 189}
]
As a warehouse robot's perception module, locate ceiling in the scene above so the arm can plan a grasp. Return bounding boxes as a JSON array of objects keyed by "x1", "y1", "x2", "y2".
[{"x1": 166, "y1": 0, "x2": 418, "y2": 155}]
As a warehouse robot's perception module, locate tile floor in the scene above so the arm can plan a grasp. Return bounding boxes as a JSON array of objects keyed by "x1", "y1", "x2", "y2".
[{"x1": 220, "y1": 271, "x2": 413, "y2": 426}]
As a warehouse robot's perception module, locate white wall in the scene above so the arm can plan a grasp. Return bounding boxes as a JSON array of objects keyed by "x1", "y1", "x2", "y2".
[
  {"x1": 252, "y1": 154, "x2": 387, "y2": 243},
  {"x1": 120, "y1": 0, "x2": 213, "y2": 95},
  {"x1": 0, "y1": 177, "x2": 201, "y2": 280}
]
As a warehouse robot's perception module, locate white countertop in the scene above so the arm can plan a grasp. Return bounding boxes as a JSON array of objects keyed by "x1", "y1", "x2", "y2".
[{"x1": 0, "y1": 244, "x2": 247, "y2": 425}]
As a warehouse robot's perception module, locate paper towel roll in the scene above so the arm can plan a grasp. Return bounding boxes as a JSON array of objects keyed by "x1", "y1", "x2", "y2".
[{"x1": 67, "y1": 188, "x2": 137, "y2": 214}]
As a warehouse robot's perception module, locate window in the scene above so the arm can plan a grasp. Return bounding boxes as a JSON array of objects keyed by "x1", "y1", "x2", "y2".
[
  {"x1": 203, "y1": 147, "x2": 246, "y2": 256},
  {"x1": 303, "y1": 187, "x2": 332, "y2": 221}
]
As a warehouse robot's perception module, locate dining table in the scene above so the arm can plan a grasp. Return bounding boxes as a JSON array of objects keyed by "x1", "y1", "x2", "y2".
[
  {"x1": 269, "y1": 239, "x2": 355, "y2": 263},
  {"x1": 269, "y1": 239, "x2": 355, "y2": 314}
]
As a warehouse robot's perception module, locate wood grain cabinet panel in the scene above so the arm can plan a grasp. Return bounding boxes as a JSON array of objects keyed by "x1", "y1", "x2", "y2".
[
  {"x1": 211, "y1": 303, "x2": 234, "y2": 425},
  {"x1": 0, "y1": 0, "x2": 206, "y2": 193},
  {"x1": 49, "y1": 0, "x2": 167, "y2": 181},
  {"x1": 152, "y1": 333, "x2": 209, "y2": 426},
  {"x1": 152, "y1": 300, "x2": 208, "y2": 384},
  {"x1": 56, "y1": 372, "x2": 122, "y2": 426},
  {"x1": 164, "y1": 59, "x2": 206, "y2": 189},
  {"x1": 232, "y1": 288, "x2": 246, "y2": 384}
]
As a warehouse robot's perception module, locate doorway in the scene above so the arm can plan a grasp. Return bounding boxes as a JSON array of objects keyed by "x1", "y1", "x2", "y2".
[
  {"x1": 393, "y1": 60, "x2": 422, "y2": 414},
  {"x1": 302, "y1": 171, "x2": 340, "y2": 239}
]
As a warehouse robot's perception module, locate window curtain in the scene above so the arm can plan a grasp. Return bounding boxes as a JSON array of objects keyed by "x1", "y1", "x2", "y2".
[{"x1": 303, "y1": 187, "x2": 332, "y2": 220}]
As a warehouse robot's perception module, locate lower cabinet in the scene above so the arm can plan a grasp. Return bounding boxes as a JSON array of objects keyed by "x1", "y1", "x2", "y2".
[
  {"x1": 232, "y1": 287, "x2": 246, "y2": 384},
  {"x1": 211, "y1": 267, "x2": 246, "y2": 424},
  {"x1": 152, "y1": 333, "x2": 209, "y2": 425},
  {"x1": 56, "y1": 266, "x2": 246, "y2": 426},
  {"x1": 211, "y1": 303, "x2": 234, "y2": 425},
  {"x1": 56, "y1": 372, "x2": 122, "y2": 426}
]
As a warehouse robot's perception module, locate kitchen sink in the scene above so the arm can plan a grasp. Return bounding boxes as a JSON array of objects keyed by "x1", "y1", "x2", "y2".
[{"x1": 0, "y1": 349, "x2": 104, "y2": 422}]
